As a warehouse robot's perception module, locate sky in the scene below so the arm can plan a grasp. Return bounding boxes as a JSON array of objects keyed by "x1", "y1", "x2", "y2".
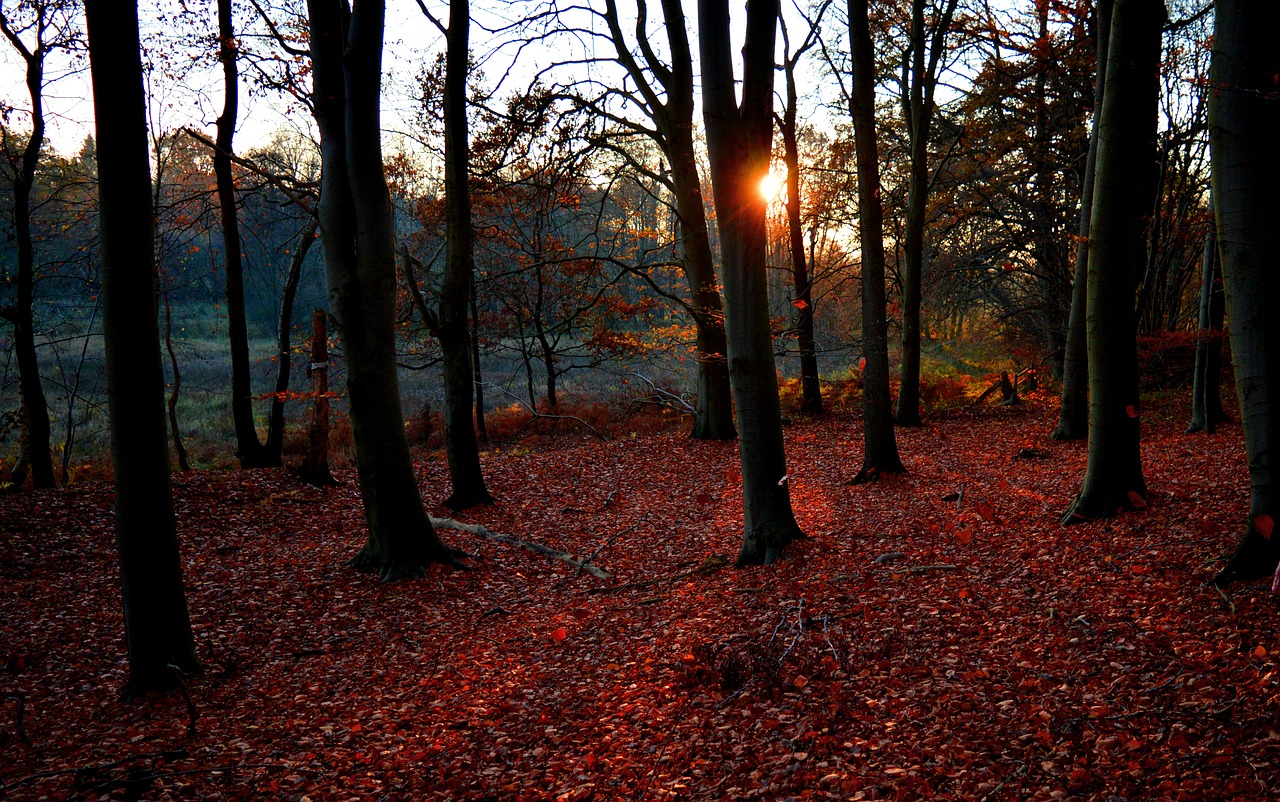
[{"x1": 1, "y1": 0, "x2": 833, "y2": 161}]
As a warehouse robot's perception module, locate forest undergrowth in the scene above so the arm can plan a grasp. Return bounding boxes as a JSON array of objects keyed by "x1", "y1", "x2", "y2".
[{"x1": 1, "y1": 393, "x2": 1277, "y2": 800}]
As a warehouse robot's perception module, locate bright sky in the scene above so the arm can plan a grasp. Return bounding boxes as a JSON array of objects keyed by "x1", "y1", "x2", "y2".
[{"x1": 1, "y1": 0, "x2": 834, "y2": 161}]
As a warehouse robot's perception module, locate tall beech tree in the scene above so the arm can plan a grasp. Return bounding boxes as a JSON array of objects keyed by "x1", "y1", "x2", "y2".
[
  {"x1": 1051, "y1": 0, "x2": 1111, "y2": 441},
  {"x1": 308, "y1": 0, "x2": 457, "y2": 578},
  {"x1": 84, "y1": 0, "x2": 201, "y2": 697},
  {"x1": 0, "y1": 0, "x2": 79, "y2": 490},
  {"x1": 412, "y1": 0, "x2": 492, "y2": 510},
  {"x1": 566, "y1": 0, "x2": 735, "y2": 439},
  {"x1": 1061, "y1": 0, "x2": 1163, "y2": 524},
  {"x1": 777, "y1": 8, "x2": 824, "y2": 416},
  {"x1": 698, "y1": 0, "x2": 803, "y2": 565},
  {"x1": 212, "y1": 0, "x2": 278, "y2": 468},
  {"x1": 848, "y1": 0, "x2": 905, "y2": 482},
  {"x1": 1209, "y1": 1, "x2": 1280, "y2": 585},
  {"x1": 892, "y1": 0, "x2": 959, "y2": 427}
]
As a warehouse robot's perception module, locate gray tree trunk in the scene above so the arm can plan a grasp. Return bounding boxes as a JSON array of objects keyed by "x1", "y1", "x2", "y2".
[
  {"x1": 84, "y1": 0, "x2": 201, "y2": 698},
  {"x1": 1061, "y1": 0, "x2": 1163, "y2": 524},
  {"x1": 265, "y1": 219, "x2": 316, "y2": 457},
  {"x1": 1, "y1": 8, "x2": 56, "y2": 489},
  {"x1": 308, "y1": 0, "x2": 455, "y2": 579},
  {"x1": 1209, "y1": 1, "x2": 1280, "y2": 585},
  {"x1": 895, "y1": 0, "x2": 959, "y2": 428},
  {"x1": 437, "y1": 0, "x2": 491, "y2": 509},
  {"x1": 698, "y1": 0, "x2": 802, "y2": 565},
  {"x1": 849, "y1": 0, "x2": 905, "y2": 482},
  {"x1": 214, "y1": 0, "x2": 273, "y2": 468},
  {"x1": 780, "y1": 54, "x2": 821, "y2": 416},
  {"x1": 1053, "y1": 0, "x2": 1112, "y2": 442},
  {"x1": 1186, "y1": 199, "x2": 1227, "y2": 434}
]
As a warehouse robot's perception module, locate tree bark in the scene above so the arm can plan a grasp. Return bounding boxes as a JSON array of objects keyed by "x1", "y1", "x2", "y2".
[
  {"x1": 780, "y1": 54, "x2": 821, "y2": 416},
  {"x1": 601, "y1": 0, "x2": 735, "y2": 440},
  {"x1": 1, "y1": 8, "x2": 56, "y2": 489},
  {"x1": 895, "y1": 0, "x2": 958, "y2": 428},
  {"x1": 308, "y1": 0, "x2": 455, "y2": 578},
  {"x1": 1053, "y1": 0, "x2": 1112, "y2": 441},
  {"x1": 1061, "y1": 0, "x2": 1162, "y2": 524},
  {"x1": 698, "y1": 0, "x2": 803, "y2": 565},
  {"x1": 214, "y1": 0, "x2": 273, "y2": 468},
  {"x1": 1208, "y1": 1, "x2": 1280, "y2": 584},
  {"x1": 848, "y1": 0, "x2": 906, "y2": 482},
  {"x1": 265, "y1": 219, "x2": 316, "y2": 458},
  {"x1": 84, "y1": 0, "x2": 201, "y2": 698},
  {"x1": 437, "y1": 0, "x2": 492, "y2": 509},
  {"x1": 1187, "y1": 198, "x2": 1227, "y2": 434},
  {"x1": 299, "y1": 308, "x2": 335, "y2": 485}
]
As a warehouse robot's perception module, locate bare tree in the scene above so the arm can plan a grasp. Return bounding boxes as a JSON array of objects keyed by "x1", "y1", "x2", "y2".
[
  {"x1": 0, "y1": 0, "x2": 82, "y2": 489},
  {"x1": 84, "y1": 0, "x2": 201, "y2": 697},
  {"x1": 699, "y1": 0, "x2": 803, "y2": 564}
]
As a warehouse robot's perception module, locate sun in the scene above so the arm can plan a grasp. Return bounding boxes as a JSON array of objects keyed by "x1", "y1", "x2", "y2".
[{"x1": 758, "y1": 171, "x2": 783, "y2": 202}]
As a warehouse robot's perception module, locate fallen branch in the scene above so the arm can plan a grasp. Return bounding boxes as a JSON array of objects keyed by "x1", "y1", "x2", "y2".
[
  {"x1": 430, "y1": 517, "x2": 610, "y2": 579},
  {"x1": 881, "y1": 563, "x2": 960, "y2": 575}
]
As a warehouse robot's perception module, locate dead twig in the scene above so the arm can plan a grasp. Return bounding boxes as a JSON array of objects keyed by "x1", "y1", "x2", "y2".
[{"x1": 430, "y1": 516, "x2": 610, "y2": 579}]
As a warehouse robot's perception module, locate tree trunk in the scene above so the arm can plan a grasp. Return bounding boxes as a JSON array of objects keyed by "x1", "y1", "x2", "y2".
[
  {"x1": 1053, "y1": 0, "x2": 1112, "y2": 441},
  {"x1": 299, "y1": 308, "x2": 335, "y2": 485},
  {"x1": 215, "y1": 0, "x2": 272, "y2": 468},
  {"x1": 264, "y1": 219, "x2": 315, "y2": 458},
  {"x1": 161, "y1": 286, "x2": 190, "y2": 471},
  {"x1": 781, "y1": 59, "x2": 821, "y2": 416},
  {"x1": 84, "y1": 0, "x2": 201, "y2": 698},
  {"x1": 601, "y1": 0, "x2": 735, "y2": 440},
  {"x1": 437, "y1": 0, "x2": 492, "y2": 509},
  {"x1": 1061, "y1": 0, "x2": 1162, "y2": 524},
  {"x1": 4, "y1": 15, "x2": 55, "y2": 489},
  {"x1": 849, "y1": 0, "x2": 906, "y2": 482},
  {"x1": 1187, "y1": 199, "x2": 1227, "y2": 434},
  {"x1": 1209, "y1": 1, "x2": 1280, "y2": 584},
  {"x1": 698, "y1": 0, "x2": 802, "y2": 565},
  {"x1": 667, "y1": 123, "x2": 736, "y2": 439},
  {"x1": 470, "y1": 288, "x2": 487, "y2": 442},
  {"x1": 308, "y1": 0, "x2": 455, "y2": 579}
]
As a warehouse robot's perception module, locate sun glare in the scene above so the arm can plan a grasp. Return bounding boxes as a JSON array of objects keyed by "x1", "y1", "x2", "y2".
[{"x1": 759, "y1": 171, "x2": 783, "y2": 202}]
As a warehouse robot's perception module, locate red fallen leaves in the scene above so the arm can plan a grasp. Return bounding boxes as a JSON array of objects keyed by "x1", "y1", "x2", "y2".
[
  {"x1": 1255, "y1": 514, "x2": 1274, "y2": 540},
  {"x1": 1, "y1": 392, "x2": 1277, "y2": 800}
]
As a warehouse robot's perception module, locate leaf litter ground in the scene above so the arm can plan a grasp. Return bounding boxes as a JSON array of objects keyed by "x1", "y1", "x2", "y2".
[{"x1": 2, "y1": 394, "x2": 1278, "y2": 800}]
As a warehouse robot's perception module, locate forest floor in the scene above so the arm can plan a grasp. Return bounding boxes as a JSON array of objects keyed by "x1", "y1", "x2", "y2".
[{"x1": 1, "y1": 392, "x2": 1278, "y2": 801}]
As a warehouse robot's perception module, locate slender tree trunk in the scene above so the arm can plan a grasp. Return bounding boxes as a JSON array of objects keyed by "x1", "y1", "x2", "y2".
[
  {"x1": 667, "y1": 125, "x2": 736, "y2": 439},
  {"x1": 894, "y1": 0, "x2": 958, "y2": 428},
  {"x1": 699, "y1": 0, "x2": 803, "y2": 565},
  {"x1": 470, "y1": 288, "x2": 487, "y2": 442},
  {"x1": 1187, "y1": 199, "x2": 1227, "y2": 434},
  {"x1": 308, "y1": 0, "x2": 455, "y2": 578},
  {"x1": 84, "y1": 0, "x2": 201, "y2": 698},
  {"x1": 601, "y1": 0, "x2": 735, "y2": 440},
  {"x1": 299, "y1": 308, "x2": 335, "y2": 485},
  {"x1": 1053, "y1": 0, "x2": 1112, "y2": 441},
  {"x1": 4, "y1": 19, "x2": 55, "y2": 489},
  {"x1": 1061, "y1": 0, "x2": 1163, "y2": 524},
  {"x1": 265, "y1": 219, "x2": 316, "y2": 458},
  {"x1": 161, "y1": 287, "x2": 190, "y2": 471},
  {"x1": 849, "y1": 0, "x2": 906, "y2": 482},
  {"x1": 1209, "y1": 1, "x2": 1280, "y2": 585},
  {"x1": 214, "y1": 0, "x2": 271, "y2": 468},
  {"x1": 437, "y1": 0, "x2": 491, "y2": 509},
  {"x1": 781, "y1": 62, "x2": 821, "y2": 415}
]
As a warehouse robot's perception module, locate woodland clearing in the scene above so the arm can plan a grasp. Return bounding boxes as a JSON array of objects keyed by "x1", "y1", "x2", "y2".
[{"x1": 1, "y1": 392, "x2": 1277, "y2": 800}]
